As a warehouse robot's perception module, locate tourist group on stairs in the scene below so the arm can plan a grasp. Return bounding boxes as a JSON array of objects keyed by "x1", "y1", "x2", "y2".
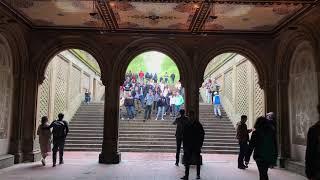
[{"x1": 120, "y1": 70, "x2": 184, "y2": 121}]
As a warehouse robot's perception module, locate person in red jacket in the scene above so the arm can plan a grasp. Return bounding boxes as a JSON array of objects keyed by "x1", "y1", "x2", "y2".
[{"x1": 139, "y1": 70, "x2": 144, "y2": 83}]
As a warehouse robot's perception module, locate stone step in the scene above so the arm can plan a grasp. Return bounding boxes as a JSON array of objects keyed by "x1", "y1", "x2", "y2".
[
  {"x1": 69, "y1": 126, "x2": 235, "y2": 131},
  {"x1": 65, "y1": 139, "x2": 238, "y2": 146},
  {"x1": 64, "y1": 143, "x2": 239, "y2": 150},
  {"x1": 67, "y1": 133, "x2": 237, "y2": 139},
  {"x1": 68, "y1": 129, "x2": 236, "y2": 134},
  {"x1": 66, "y1": 136, "x2": 238, "y2": 142}
]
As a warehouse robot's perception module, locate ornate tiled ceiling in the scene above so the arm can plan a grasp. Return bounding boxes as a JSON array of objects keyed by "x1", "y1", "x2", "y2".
[{"x1": 1, "y1": 0, "x2": 317, "y2": 33}]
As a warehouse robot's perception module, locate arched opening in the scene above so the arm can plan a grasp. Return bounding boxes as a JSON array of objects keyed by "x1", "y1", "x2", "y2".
[
  {"x1": 37, "y1": 49, "x2": 105, "y2": 155},
  {"x1": 0, "y1": 34, "x2": 14, "y2": 160},
  {"x1": 118, "y1": 50, "x2": 185, "y2": 153},
  {"x1": 288, "y1": 41, "x2": 318, "y2": 163},
  {"x1": 200, "y1": 52, "x2": 265, "y2": 154}
]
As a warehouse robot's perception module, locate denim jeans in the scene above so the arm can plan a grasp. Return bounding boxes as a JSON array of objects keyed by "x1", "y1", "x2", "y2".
[
  {"x1": 156, "y1": 106, "x2": 165, "y2": 119},
  {"x1": 144, "y1": 105, "x2": 152, "y2": 119},
  {"x1": 214, "y1": 104, "x2": 221, "y2": 116},
  {"x1": 126, "y1": 106, "x2": 135, "y2": 119}
]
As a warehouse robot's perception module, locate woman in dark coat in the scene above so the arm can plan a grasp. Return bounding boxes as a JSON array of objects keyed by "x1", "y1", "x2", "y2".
[{"x1": 245, "y1": 116, "x2": 278, "y2": 180}]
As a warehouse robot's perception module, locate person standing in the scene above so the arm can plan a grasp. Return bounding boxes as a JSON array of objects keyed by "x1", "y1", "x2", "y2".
[
  {"x1": 245, "y1": 117, "x2": 277, "y2": 180},
  {"x1": 170, "y1": 73, "x2": 175, "y2": 84},
  {"x1": 37, "y1": 116, "x2": 52, "y2": 166},
  {"x1": 144, "y1": 90, "x2": 154, "y2": 121},
  {"x1": 164, "y1": 72, "x2": 169, "y2": 84},
  {"x1": 236, "y1": 115, "x2": 252, "y2": 169},
  {"x1": 181, "y1": 111, "x2": 205, "y2": 180},
  {"x1": 175, "y1": 92, "x2": 184, "y2": 115},
  {"x1": 139, "y1": 70, "x2": 144, "y2": 83},
  {"x1": 173, "y1": 109, "x2": 188, "y2": 166},
  {"x1": 170, "y1": 92, "x2": 176, "y2": 117},
  {"x1": 124, "y1": 93, "x2": 135, "y2": 120},
  {"x1": 305, "y1": 105, "x2": 320, "y2": 180},
  {"x1": 48, "y1": 113, "x2": 69, "y2": 167},
  {"x1": 213, "y1": 92, "x2": 221, "y2": 118},
  {"x1": 156, "y1": 93, "x2": 166, "y2": 120},
  {"x1": 84, "y1": 89, "x2": 91, "y2": 104},
  {"x1": 153, "y1": 73, "x2": 158, "y2": 83}
]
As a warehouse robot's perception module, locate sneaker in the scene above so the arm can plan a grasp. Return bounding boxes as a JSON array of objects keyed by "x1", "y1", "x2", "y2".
[
  {"x1": 161, "y1": 118, "x2": 164, "y2": 120},
  {"x1": 155, "y1": 118, "x2": 157, "y2": 120},
  {"x1": 59, "y1": 160, "x2": 64, "y2": 165},
  {"x1": 238, "y1": 165, "x2": 246, "y2": 170},
  {"x1": 196, "y1": 175, "x2": 201, "y2": 179},
  {"x1": 175, "y1": 162, "x2": 179, "y2": 166},
  {"x1": 52, "y1": 164, "x2": 56, "y2": 167},
  {"x1": 41, "y1": 158, "x2": 45, "y2": 166}
]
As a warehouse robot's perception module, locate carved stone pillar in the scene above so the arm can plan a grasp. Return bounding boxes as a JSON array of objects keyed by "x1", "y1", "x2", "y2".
[
  {"x1": 184, "y1": 74, "x2": 201, "y2": 121},
  {"x1": 10, "y1": 70, "x2": 41, "y2": 163},
  {"x1": 99, "y1": 78, "x2": 121, "y2": 164},
  {"x1": 277, "y1": 80, "x2": 290, "y2": 167}
]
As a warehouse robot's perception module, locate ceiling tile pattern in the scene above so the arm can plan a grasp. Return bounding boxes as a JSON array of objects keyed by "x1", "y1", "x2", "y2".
[
  {"x1": 4, "y1": 0, "x2": 104, "y2": 27},
  {"x1": 204, "y1": 4, "x2": 303, "y2": 31},
  {"x1": 1, "y1": 0, "x2": 315, "y2": 33},
  {"x1": 110, "y1": 2, "x2": 198, "y2": 30}
]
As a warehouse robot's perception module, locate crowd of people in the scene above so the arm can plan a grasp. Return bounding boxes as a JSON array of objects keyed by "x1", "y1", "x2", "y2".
[{"x1": 120, "y1": 70, "x2": 185, "y2": 121}]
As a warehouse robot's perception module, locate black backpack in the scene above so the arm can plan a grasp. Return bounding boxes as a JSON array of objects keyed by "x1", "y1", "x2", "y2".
[{"x1": 53, "y1": 120, "x2": 66, "y2": 138}]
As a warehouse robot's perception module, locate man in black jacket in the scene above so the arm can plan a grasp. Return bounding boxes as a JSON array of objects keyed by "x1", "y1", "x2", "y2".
[
  {"x1": 305, "y1": 105, "x2": 320, "y2": 180},
  {"x1": 48, "y1": 113, "x2": 69, "y2": 167},
  {"x1": 181, "y1": 111, "x2": 205, "y2": 180},
  {"x1": 236, "y1": 115, "x2": 252, "y2": 169},
  {"x1": 173, "y1": 109, "x2": 188, "y2": 166}
]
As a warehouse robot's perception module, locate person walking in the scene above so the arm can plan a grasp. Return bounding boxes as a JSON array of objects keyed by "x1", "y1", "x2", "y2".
[
  {"x1": 305, "y1": 105, "x2": 320, "y2": 180},
  {"x1": 37, "y1": 116, "x2": 52, "y2": 166},
  {"x1": 48, "y1": 113, "x2": 69, "y2": 167},
  {"x1": 173, "y1": 109, "x2": 188, "y2": 166},
  {"x1": 144, "y1": 90, "x2": 154, "y2": 121},
  {"x1": 236, "y1": 115, "x2": 252, "y2": 169},
  {"x1": 155, "y1": 93, "x2": 166, "y2": 120},
  {"x1": 245, "y1": 116, "x2": 277, "y2": 180},
  {"x1": 84, "y1": 89, "x2": 91, "y2": 104},
  {"x1": 213, "y1": 92, "x2": 221, "y2": 118},
  {"x1": 181, "y1": 111, "x2": 205, "y2": 180}
]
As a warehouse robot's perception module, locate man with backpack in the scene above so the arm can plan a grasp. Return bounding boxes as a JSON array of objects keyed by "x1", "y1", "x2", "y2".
[{"x1": 48, "y1": 113, "x2": 69, "y2": 167}]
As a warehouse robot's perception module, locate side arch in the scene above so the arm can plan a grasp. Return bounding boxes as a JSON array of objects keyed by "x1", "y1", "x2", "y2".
[
  {"x1": 199, "y1": 39, "x2": 267, "y2": 89},
  {"x1": 33, "y1": 36, "x2": 109, "y2": 85}
]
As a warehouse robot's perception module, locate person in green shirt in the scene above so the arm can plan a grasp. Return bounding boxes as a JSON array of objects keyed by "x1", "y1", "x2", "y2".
[{"x1": 175, "y1": 92, "x2": 184, "y2": 114}]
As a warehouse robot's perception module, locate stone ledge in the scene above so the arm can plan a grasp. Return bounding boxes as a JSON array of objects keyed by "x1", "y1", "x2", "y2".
[
  {"x1": 0, "y1": 154, "x2": 14, "y2": 169},
  {"x1": 285, "y1": 160, "x2": 306, "y2": 177}
]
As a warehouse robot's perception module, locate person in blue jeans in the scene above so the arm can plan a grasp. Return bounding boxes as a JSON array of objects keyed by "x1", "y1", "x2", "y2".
[
  {"x1": 144, "y1": 90, "x2": 154, "y2": 121},
  {"x1": 156, "y1": 93, "x2": 167, "y2": 120},
  {"x1": 124, "y1": 93, "x2": 135, "y2": 120},
  {"x1": 213, "y1": 92, "x2": 221, "y2": 118}
]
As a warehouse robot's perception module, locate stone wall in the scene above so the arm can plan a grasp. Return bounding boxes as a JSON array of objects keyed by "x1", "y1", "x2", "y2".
[
  {"x1": 201, "y1": 54, "x2": 265, "y2": 128},
  {"x1": 0, "y1": 34, "x2": 13, "y2": 156},
  {"x1": 37, "y1": 50, "x2": 104, "y2": 124},
  {"x1": 288, "y1": 41, "x2": 319, "y2": 163}
]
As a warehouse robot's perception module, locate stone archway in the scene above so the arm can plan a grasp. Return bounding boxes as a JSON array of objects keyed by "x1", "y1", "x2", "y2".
[
  {"x1": 201, "y1": 52, "x2": 265, "y2": 128},
  {"x1": 288, "y1": 41, "x2": 318, "y2": 162},
  {"x1": 0, "y1": 34, "x2": 13, "y2": 155}
]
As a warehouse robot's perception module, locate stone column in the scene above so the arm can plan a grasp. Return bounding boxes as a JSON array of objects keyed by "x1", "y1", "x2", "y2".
[
  {"x1": 184, "y1": 74, "x2": 201, "y2": 121},
  {"x1": 277, "y1": 80, "x2": 290, "y2": 167},
  {"x1": 16, "y1": 70, "x2": 41, "y2": 162},
  {"x1": 99, "y1": 77, "x2": 121, "y2": 164}
]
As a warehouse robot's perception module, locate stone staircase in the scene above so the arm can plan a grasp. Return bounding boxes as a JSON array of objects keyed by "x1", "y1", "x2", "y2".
[{"x1": 65, "y1": 102, "x2": 239, "y2": 154}]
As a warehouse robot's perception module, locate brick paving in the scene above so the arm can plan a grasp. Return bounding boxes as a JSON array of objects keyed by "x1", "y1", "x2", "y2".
[{"x1": 0, "y1": 152, "x2": 306, "y2": 180}]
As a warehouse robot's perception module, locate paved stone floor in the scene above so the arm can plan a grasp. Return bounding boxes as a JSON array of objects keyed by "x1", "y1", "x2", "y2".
[{"x1": 0, "y1": 152, "x2": 306, "y2": 180}]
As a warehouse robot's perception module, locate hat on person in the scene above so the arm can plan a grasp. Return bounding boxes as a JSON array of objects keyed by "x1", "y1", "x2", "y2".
[{"x1": 214, "y1": 92, "x2": 218, "y2": 95}]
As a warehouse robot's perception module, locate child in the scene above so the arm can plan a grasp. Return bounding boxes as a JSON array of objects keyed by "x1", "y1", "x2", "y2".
[{"x1": 37, "y1": 116, "x2": 52, "y2": 166}]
